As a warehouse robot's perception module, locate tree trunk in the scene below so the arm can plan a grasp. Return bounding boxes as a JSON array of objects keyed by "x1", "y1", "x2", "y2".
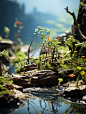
[
  {"x1": 70, "y1": 0, "x2": 86, "y2": 42},
  {"x1": 65, "y1": 0, "x2": 86, "y2": 56}
]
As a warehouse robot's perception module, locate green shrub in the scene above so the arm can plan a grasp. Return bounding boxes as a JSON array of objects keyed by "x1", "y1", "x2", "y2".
[
  {"x1": 15, "y1": 61, "x2": 25, "y2": 72},
  {"x1": 0, "y1": 84, "x2": 12, "y2": 95},
  {"x1": 0, "y1": 77, "x2": 7, "y2": 84},
  {"x1": 14, "y1": 51, "x2": 28, "y2": 63}
]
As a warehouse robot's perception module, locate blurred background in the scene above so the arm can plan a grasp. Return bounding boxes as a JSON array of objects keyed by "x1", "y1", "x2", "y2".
[{"x1": 0, "y1": 0, "x2": 80, "y2": 48}]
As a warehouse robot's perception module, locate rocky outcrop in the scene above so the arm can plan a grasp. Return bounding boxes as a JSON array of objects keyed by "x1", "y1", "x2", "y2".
[
  {"x1": 0, "y1": 83, "x2": 30, "y2": 107},
  {"x1": 12, "y1": 70, "x2": 58, "y2": 87},
  {"x1": 0, "y1": 93, "x2": 20, "y2": 106},
  {"x1": 63, "y1": 80, "x2": 86, "y2": 100},
  {"x1": 0, "y1": 40, "x2": 13, "y2": 49},
  {"x1": 3, "y1": 83, "x2": 23, "y2": 92}
]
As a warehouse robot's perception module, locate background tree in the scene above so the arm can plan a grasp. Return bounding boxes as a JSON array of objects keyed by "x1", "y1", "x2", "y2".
[{"x1": 65, "y1": 0, "x2": 86, "y2": 42}]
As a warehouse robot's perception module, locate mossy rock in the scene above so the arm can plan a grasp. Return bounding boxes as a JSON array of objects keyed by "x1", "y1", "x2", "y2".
[{"x1": 0, "y1": 85, "x2": 12, "y2": 96}]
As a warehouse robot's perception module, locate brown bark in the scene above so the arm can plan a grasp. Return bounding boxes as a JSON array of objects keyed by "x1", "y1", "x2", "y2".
[{"x1": 65, "y1": 7, "x2": 86, "y2": 41}]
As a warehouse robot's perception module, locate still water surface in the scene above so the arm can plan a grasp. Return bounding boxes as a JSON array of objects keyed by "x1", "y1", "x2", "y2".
[{"x1": 10, "y1": 92, "x2": 86, "y2": 114}]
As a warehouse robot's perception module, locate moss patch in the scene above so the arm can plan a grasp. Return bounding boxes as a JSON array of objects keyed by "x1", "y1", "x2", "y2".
[{"x1": 0, "y1": 84, "x2": 12, "y2": 96}]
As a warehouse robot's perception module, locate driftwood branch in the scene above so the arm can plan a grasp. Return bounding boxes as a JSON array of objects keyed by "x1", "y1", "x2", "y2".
[{"x1": 65, "y1": 7, "x2": 86, "y2": 41}]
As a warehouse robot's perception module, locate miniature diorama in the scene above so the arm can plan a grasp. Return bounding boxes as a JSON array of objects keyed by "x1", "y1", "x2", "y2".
[{"x1": 0, "y1": 0, "x2": 86, "y2": 114}]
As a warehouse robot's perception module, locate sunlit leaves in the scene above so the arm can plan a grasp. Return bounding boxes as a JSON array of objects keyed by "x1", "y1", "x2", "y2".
[
  {"x1": 75, "y1": 42, "x2": 84, "y2": 48},
  {"x1": 4, "y1": 26, "x2": 10, "y2": 33},
  {"x1": 79, "y1": 2, "x2": 84, "y2": 6},
  {"x1": 77, "y1": 66, "x2": 81, "y2": 70},
  {"x1": 80, "y1": 71, "x2": 85, "y2": 75},
  {"x1": 15, "y1": 61, "x2": 25, "y2": 72},
  {"x1": 0, "y1": 49, "x2": 9, "y2": 60}
]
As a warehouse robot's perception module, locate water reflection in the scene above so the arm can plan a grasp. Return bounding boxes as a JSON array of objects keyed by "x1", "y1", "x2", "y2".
[
  {"x1": 10, "y1": 95, "x2": 86, "y2": 114},
  {"x1": 26, "y1": 98, "x2": 60, "y2": 114}
]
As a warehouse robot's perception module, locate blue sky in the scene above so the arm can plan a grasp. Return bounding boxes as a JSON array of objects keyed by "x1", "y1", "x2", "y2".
[{"x1": 10, "y1": 0, "x2": 80, "y2": 14}]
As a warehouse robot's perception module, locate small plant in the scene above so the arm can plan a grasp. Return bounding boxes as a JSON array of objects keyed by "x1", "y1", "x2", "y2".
[
  {"x1": 58, "y1": 78, "x2": 63, "y2": 89},
  {"x1": 15, "y1": 61, "x2": 25, "y2": 73},
  {"x1": 4, "y1": 26, "x2": 10, "y2": 39},
  {"x1": 14, "y1": 51, "x2": 28, "y2": 63},
  {"x1": 64, "y1": 35, "x2": 80, "y2": 56},
  {"x1": 76, "y1": 76, "x2": 79, "y2": 87},
  {"x1": 27, "y1": 26, "x2": 50, "y2": 64},
  {"x1": 36, "y1": 60, "x2": 42, "y2": 69},
  {"x1": 0, "y1": 50, "x2": 9, "y2": 76},
  {"x1": 0, "y1": 49, "x2": 9, "y2": 60}
]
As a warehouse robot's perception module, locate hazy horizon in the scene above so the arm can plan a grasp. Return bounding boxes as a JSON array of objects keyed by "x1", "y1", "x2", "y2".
[{"x1": 8, "y1": 0, "x2": 80, "y2": 14}]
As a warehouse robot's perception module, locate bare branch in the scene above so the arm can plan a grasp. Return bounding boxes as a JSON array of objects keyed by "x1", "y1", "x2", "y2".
[{"x1": 65, "y1": 7, "x2": 86, "y2": 41}]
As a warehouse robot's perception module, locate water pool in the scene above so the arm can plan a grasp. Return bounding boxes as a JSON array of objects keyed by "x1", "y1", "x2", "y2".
[
  {"x1": 10, "y1": 96, "x2": 86, "y2": 114},
  {"x1": 0, "y1": 87, "x2": 86, "y2": 114}
]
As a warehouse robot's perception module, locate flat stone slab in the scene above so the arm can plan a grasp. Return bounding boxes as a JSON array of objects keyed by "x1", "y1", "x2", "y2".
[
  {"x1": 13, "y1": 75, "x2": 25, "y2": 78},
  {"x1": 63, "y1": 80, "x2": 86, "y2": 99},
  {"x1": 13, "y1": 70, "x2": 58, "y2": 87}
]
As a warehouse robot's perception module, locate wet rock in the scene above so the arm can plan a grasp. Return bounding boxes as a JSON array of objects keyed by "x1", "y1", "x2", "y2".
[
  {"x1": 0, "y1": 40, "x2": 13, "y2": 49},
  {"x1": 3, "y1": 83, "x2": 15, "y2": 90},
  {"x1": 3, "y1": 83, "x2": 23, "y2": 92},
  {"x1": 63, "y1": 87, "x2": 82, "y2": 98},
  {"x1": 31, "y1": 76, "x2": 38, "y2": 86},
  {"x1": 0, "y1": 93, "x2": 20, "y2": 106},
  {"x1": 82, "y1": 95, "x2": 86, "y2": 101},
  {"x1": 14, "y1": 90, "x2": 30, "y2": 101},
  {"x1": 63, "y1": 80, "x2": 86, "y2": 99},
  {"x1": 13, "y1": 70, "x2": 58, "y2": 87},
  {"x1": 23, "y1": 87, "x2": 42, "y2": 92},
  {"x1": 13, "y1": 84, "x2": 23, "y2": 92},
  {"x1": 38, "y1": 75, "x2": 58, "y2": 86}
]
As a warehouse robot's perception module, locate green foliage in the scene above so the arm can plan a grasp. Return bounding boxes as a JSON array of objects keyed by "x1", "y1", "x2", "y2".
[
  {"x1": 8, "y1": 80, "x2": 13, "y2": 84},
  {"x1": 29, "y1": 57, "x2": 35, "y2": 63},
  {"x1": 76, "y1": 76, "x2": 79, "y2": 87},
  {"x1": 0, "y1": 49, "x2": 9, "y2": 60},
  {"x1": 4, "y1": 26, "x2": 10, "y2": 39},
  {"x1": 58, "y1": 78, "x2": 63, "y2": 87},
  {"x1": 0, "y1": 84, "x2": 12, "y2": 95},
  {"x1": 77, "y1": 66, "x2": 81, "y2": 70},
  {"x1": 0, "y1": 77, "x2": 7, "y2": 84},
  {"x1": 14, "y1": 51, "x2": 28, "y2": 63},
  {"x1": 75, "y1": 42, "x2": 84, "y2": 50},
  {"x1": 34, "y1": 26, "x2": 50, "y2": 40},
  {"x1": 0, "y1": 72, "x2": 13, "y2": 84},
  {"x1": 15, "y1": 61, "x2": 25, "y2": 72},
  {"x1": 64, "y1": 35, "x2": 75, "y2": 52},
  {"x1": 64, "y1": 50, "x2": 71, "y2": 58},
  {"x1": 79, "y1": 2, "x2": 84, "y2": 5},
  {"x1": 36, "y1": 60, "x2": 42, "y2": 69}
]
